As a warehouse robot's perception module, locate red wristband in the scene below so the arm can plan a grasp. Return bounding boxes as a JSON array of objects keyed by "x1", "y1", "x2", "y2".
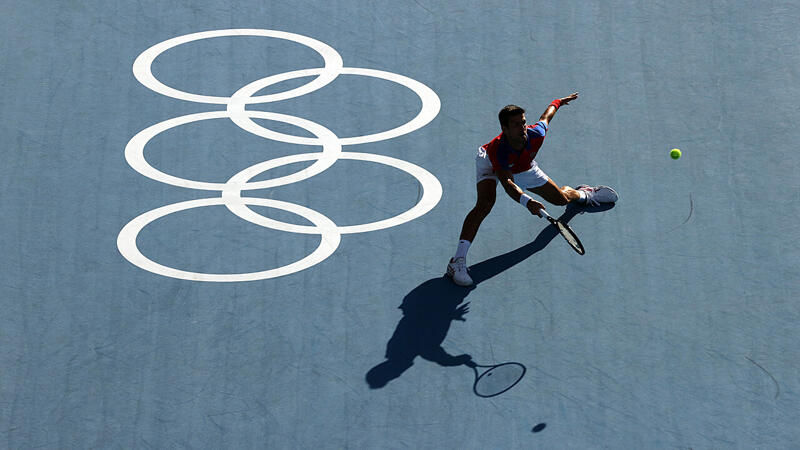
[{"x1": 549, "y1": 99, "x2": 562, "y2": 109}]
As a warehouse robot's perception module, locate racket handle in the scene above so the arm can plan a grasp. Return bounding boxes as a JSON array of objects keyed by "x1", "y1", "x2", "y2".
[{"x1": 538, "y1": 208, "x2": 551, "y2": 219}]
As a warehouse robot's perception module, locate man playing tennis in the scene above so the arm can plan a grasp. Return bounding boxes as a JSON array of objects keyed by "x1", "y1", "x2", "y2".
[{"x1": 446, "y1": 92, "x2": 617, "y2": 286}]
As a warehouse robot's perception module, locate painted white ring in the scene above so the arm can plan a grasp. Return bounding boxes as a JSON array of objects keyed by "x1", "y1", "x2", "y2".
[
  {"x1": 133, "y1": 29, "x2": 344, "y2": 104},
  {"x1": 222, "y1": 151, "x2": 443, "y2": 234},
  {"x1": 228, "y1": 67, "x2": 441, "y2": 146},
  {"x1": 122, "y1": 29, "x2": 444, "y2": 282},
  {"x1": 117, "y1": 197, "x2": 341, "y2": 282},
  {"x1": 125, "y1": 110, "x2": 341, "y2": 191}
]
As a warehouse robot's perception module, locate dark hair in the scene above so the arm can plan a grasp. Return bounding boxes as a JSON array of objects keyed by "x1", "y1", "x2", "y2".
[{"x1": 498, "y1": 104, "x2": 525, "y2": 127}]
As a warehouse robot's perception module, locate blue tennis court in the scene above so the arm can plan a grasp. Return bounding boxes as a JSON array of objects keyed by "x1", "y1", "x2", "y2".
[{"x1": 2, "y1": 1, "x2": 799, "y2": 448}]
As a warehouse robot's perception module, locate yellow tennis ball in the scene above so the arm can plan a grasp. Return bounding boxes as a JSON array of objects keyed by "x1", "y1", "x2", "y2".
[{"x1": 670, "y1": 148, "x2": 681, "y2": 159}]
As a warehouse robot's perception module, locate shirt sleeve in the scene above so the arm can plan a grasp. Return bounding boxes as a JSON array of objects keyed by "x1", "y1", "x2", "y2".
[{"x1": 528, "y1": 121, "x2": 548, "y2": 137}]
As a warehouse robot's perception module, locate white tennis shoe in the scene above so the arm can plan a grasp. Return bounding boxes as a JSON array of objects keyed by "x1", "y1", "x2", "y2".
[
  {"x1": 576, "y1": 185, "x2": 618, "y2": 206},
  {"x1": 446, "y1": 257, "x2": 473, "y2": 286}
]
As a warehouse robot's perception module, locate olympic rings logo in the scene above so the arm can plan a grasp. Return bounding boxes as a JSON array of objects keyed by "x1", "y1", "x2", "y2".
[{"x1": 117, "y1": 29, "x2": 442, "y2": 282}]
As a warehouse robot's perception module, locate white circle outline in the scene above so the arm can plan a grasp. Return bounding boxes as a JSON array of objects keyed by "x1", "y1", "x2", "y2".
[
  {"x1": 117, "y1": 197, "x2": 341, "y2": 282},
  {"x1": 125, "y1": 110, "x2": 342, "y2": 191},
  {"x1": 133, "y1": 29, "x2": 344, "y2": 104},
  {"x1": 222, "y1": 151, "x2": 442, "y2": 234},
  {"x1": 228, "y1": 67, "x2": 441, "y2": 146}
]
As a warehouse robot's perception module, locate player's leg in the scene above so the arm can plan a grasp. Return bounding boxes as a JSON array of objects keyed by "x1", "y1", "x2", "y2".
[
  {"x1": 531, "y1": 180, "x2": 618, "y2": 206},
  {"x1": 448, "y1": 179, "x2": 496, "y2": 286},
  {"x1": 448, "y1": 148, "x2": 501, "y2": 286},
  {"x1": 459, "y1": 179, "x2": 497, "y2": 242},
  {"x1": 524, "y1": 161, "x2": 618, "y2": 206},
  {"x1": 528, "y1": 179, "x2": 580, "y2": 205},
  {"x1": 513, "y1": 163, "x2": 579, "y2": 206},
  {"x1": 447, "y1": 179, "x2": 495, "y2": 286}
]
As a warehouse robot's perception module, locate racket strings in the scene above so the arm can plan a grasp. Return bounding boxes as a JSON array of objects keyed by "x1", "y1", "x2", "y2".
[
  {"x1": 557, "y1": 222, "x2": 579, "y2": 247},
  {"x1": 474, "y1": 363, "x2": 526, "y2": 397}
]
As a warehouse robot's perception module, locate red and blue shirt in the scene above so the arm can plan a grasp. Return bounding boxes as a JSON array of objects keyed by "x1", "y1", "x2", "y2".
[{"x1": 483, "y1": 120, "x2": 548, "y2": 174}]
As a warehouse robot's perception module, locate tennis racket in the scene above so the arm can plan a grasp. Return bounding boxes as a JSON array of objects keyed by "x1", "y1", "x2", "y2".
[
  {"x1": 539, "y1": 208, "x2": 585, "y2": 255},
  {"x1": 465, "y1": 360, "x2": 526, "y2": 398}
]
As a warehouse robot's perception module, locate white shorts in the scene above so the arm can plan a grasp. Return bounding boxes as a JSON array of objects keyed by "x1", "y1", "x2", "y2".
[{"x1": 474, "y1": 146, "x2": 549, "y2": 188}]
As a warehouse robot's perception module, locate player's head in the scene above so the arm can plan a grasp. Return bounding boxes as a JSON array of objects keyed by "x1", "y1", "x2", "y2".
[
  {"x1": 498, "y1": 104, "x2": 525, "y2": 128},
  {"x1": 499, "y1": 105, "x2": 527, "y2": 140}
]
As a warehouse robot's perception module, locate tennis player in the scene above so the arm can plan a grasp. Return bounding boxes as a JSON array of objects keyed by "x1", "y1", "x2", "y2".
[{"x1": 446, "y1": 92, "x2": 617, "y2": 286}]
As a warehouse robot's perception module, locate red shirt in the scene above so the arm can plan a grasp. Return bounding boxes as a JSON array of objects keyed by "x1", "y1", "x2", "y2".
[{"x1": 483, "y1": 121, "x2": 548, "y2": 174}]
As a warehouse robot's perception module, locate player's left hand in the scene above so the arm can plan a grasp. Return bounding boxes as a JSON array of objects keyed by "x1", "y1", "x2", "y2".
[
  {"x1": 560, "y1": 92, "x2": 579, "y2": 105},
  {"x1": 526, "y1": 199, "x2": 546, "y2": 217},
  {"x1": 453, "y1": 302, "x2": 470, "y2": 321}
]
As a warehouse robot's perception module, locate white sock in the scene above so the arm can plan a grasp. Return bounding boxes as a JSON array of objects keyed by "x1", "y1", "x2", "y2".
[{"x1": 454, "y1": 240, "x2": 471, "y2": 260}]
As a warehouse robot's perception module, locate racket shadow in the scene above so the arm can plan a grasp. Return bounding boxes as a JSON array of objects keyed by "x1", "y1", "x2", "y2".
[
  {"x1": 469, "y1": 202, "x2": 614, "y2": 282},
  {"x1": 366, "y1": 202, "x2": 614, "y2": 390}
]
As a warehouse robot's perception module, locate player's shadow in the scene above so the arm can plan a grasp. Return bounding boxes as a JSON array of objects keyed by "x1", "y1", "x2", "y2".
[{"x1": 366, "y1": 203, "x2": 614, "y2": 388}]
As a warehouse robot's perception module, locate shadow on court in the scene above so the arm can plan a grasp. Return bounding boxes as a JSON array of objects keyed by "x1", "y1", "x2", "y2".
[{"x1": 366, "y1": 203, "x2": 614, "y2": 389}]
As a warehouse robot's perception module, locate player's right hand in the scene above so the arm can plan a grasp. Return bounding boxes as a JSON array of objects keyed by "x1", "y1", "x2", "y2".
[{"x1": 527, "y1": 200, "x2": 546, "y2": 217}]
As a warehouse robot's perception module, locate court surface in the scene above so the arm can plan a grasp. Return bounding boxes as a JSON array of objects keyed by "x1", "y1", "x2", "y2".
[{"x1": 2, "y1": 1, "x2": 799, "y2": 448}]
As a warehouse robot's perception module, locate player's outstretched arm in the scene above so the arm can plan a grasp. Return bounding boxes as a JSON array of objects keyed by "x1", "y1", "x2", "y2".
[
  {"x1": 539, "y1": 91, "x2": 579, "y2": 125},
  {"x1": 497, "y1": 169, "x2": 545, "y2": 217}
]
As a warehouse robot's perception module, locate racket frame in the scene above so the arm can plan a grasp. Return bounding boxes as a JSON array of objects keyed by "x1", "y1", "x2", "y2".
[
  {"x1": 470, "y1": 362, "x2": 527, "y2": 398},
  {"x1": 539, "y1": 209, "x2": 585, "y2": 255}
]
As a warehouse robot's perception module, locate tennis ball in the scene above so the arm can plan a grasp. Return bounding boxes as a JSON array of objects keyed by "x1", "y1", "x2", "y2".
[{"x1": 670, "y1": 148, "x2": 681, "y2": 159}]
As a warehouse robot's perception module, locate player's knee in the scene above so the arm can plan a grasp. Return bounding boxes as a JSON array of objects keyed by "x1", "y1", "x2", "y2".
[{"x1": 552, "y1": 190, "x2": 569, "y2": 206}]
